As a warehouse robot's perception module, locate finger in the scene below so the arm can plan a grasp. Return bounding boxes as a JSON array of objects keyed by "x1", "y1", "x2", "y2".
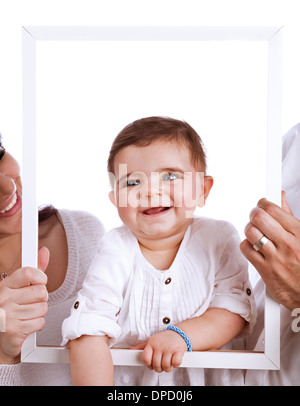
[
  {"x1": 19, "y1": 317, "x2": 46, "y2": 335},
  {"x1": 17, "y1": 302, "x2": 48, "y2": 320},
  {"x1": 130, "y1": 341, "x2": 147, "y2": 350},
  {"x1": 281, "y1": 191, "x2": 293, "y2": 215},
  {"x1": 142, "y1": 343, "x2": 154, "y2": 370},
  {"x1": 257, "y1": 198, "x2": 299, "y2": 236},
  {"x1": 171, "y1": 352, "x2": 184, "y2": 369},
  {"x1": 38, "y1": 247, "x2": 50, "y2": 273},
  {"x1": 6, "y1": 267, "x2": 47, "y2": 289},
  {"x1": 161, "y1": 352, "x2": 173, "y2": 372},
  {"x1": 244, "y1": 221, "x2": 264, "y2": 243},
  {"x1": 249, "y1": 205, "x2": 288, "y2": 247},
  {"x1": 240, "y1": 239, "x2": 265, "y2": 271},
  {"x1": 152, "y1": 350, "x2": 163, "y2": 373},
  {"x1": 12, "y1": 284, "x2": 49, "y2": 305},
  {"x1": 244, "y1": 222, "x2": 276, "y2": 258}
]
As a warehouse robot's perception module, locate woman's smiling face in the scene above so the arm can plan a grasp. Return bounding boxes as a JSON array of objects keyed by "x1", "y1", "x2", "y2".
[
  {"x1": 109, "y1": 140, "x2": 213, "y2": 241},
  {"x1": 0, "y1": 144, "x2": 22, "y2": 236}
]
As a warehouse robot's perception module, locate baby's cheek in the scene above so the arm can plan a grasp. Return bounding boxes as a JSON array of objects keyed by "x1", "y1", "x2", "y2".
[
  {"x1": 170, "y1": 182, "x2": 185, "y2": 209},
  {"x1": 174, "y1": 182, "x2": 198, "y2": 211},
  {"x1": 116, "y1": 188, "x2": 140, "y2": 209},
  {"x1": 117, "y1": 206, "x2": 134, "y2": 225}
]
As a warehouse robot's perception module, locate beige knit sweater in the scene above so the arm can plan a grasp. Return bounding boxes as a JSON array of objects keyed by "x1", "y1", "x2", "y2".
[{"x1": 0, "y1": 209, "x2": 105, "y2": 386}]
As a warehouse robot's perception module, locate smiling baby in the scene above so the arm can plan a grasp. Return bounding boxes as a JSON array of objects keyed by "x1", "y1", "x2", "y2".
[{"x1": 62, "y1": 116, "x2": 256, "y2": 386}]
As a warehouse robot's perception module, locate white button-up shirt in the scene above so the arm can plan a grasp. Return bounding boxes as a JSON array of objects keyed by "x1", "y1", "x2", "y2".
[{"x1": 62, "y1": 217, "x2": 255, "y2": 385}]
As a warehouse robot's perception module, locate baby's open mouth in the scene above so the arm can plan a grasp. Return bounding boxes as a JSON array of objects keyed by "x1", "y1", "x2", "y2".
[{"x1": 142, "y1": 206, "x2": 171, "y2": 216}]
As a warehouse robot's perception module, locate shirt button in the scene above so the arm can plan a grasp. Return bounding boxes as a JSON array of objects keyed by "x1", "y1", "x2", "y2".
[
  {"x1": 162, "y1": 317, "x2": 171, "y2": 324},
  {"x1": 246, "y1": 288, "x2": 251, "y2": 296},
  {"x1": 165, "y1": 277, "x2": 172, "y2": 285},
  {"x1": 74, "y1": 301, "x2": 79, "y2": 309}
]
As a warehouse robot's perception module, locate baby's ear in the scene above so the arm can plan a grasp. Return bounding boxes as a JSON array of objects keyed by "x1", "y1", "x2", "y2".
[
  {"x1": 108, "y1": 191, "x2": 116, "y2": 207},
  {"x1": 198, "y1": 176, "x2": 214, "y2": 207}
]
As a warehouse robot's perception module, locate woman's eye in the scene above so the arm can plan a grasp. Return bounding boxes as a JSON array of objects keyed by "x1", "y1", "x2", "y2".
[
  {"x1": 163, "y1": 172, "x2": 180, "y2": 181},
  {"x1": 127, "y1": 179, "x2": 141, "y2": 187},
  {"x1": 0, "y1": 147, "x2": 5, "y2": 161}
]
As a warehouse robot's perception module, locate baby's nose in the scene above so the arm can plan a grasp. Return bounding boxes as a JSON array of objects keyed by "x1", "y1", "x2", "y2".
[
  {"x1": 140, "y1": 175, "x2": 161, "y2": 199},
  {"x1": 139, "y1": 177, "x2": 172, "y2": 209}
]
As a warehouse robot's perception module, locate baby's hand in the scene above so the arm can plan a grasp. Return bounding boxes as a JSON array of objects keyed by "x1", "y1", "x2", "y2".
[{"x1": 131, "y1": 330, "x2": 187, "y2": 373}]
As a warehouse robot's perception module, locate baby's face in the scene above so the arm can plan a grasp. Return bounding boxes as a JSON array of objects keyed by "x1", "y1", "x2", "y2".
[{"x1": 110, "y1": 140, "x2": 213, "y2": 241}]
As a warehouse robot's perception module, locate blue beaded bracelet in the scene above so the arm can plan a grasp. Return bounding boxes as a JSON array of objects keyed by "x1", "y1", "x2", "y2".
[{"x1": 166, "y1": 325, "x2": 192, "y2": 352}]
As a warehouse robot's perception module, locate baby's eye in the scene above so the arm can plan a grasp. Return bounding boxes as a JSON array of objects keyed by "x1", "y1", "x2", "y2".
[
  {"x1": 127, "y1": 179, "x2": 141, "y2": 187},
  {"x1": 162, "y1": 172, "x2": 180, "y2": 181}
]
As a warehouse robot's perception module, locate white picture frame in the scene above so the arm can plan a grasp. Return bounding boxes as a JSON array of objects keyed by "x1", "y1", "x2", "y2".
[{"x1": 21, "y1": 25, "x2": 283, "y2": 369}]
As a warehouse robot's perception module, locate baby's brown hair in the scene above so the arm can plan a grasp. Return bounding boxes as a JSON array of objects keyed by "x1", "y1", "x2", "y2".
[{"x1": 107, "y1": 116, "x2": 207, "y2": 175}]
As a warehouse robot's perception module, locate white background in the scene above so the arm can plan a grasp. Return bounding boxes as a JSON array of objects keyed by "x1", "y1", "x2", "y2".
[
  {"x1": 35, "y1": 39, "x2": 268, "y2": 237},
  {"x1": 1, "y1": 0, "x2": 300, "y2": 240}
]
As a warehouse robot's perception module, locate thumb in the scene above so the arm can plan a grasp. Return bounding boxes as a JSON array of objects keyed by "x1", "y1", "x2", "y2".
[
  {"x1": 38, "y1": 247, "x2": 50, "y2": 272},
  {"x1": 281, "y1": 191, "x2": 293, "y2": 215},
  {"x1": 130, "y1": 341, "x2": 147, "y2": 350}
]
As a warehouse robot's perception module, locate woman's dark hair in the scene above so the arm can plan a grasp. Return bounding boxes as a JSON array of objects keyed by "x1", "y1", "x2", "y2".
[
  {"x1": 38, "y1": 205, "x2": 58, "y2": 223},
  {"x1": 0, "y1": 134, "x2": 4, "y2": 160}
]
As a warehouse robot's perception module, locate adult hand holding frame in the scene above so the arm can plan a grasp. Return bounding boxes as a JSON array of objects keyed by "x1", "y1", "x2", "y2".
[{"x1": 21, "y1": 25, "x2": 283, "y2": 369}]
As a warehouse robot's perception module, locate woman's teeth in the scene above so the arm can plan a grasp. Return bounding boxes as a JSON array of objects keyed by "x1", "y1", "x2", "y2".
[{"x1": 0, "y1": 193, "x2": 17, "y2": 213}]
